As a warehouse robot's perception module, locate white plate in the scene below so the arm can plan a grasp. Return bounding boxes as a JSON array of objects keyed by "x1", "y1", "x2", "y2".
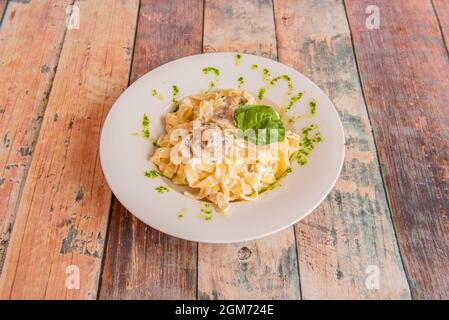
[{"x1": 100, "y1": 52, "x2": 345, "y2": 243}]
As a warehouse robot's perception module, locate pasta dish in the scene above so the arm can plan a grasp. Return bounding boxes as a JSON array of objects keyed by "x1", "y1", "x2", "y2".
[{"x1": 151, "y1": 89, "x2": 301, "y2": 211}]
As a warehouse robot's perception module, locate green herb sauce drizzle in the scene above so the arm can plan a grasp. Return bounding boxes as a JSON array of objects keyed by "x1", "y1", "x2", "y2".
[
  {"x1": 269, "y1": 75, "x2": 293, "y2": 96},
  {"x1": 178, "y1": 208, "x2": 187, "y2": 219},
  {"x1": 258, "y1": 167, "x2": 292, "y2": 194},
  {"x1": 288, "y1": 99, "x2": 317, "y2": 124},
  {"x1": 144, "y1": 169, "x2": 161, "y2": 179},
  {"x1": 172, "y1": 85, "x2": 180, "y2": 111},
  {"x1": 237, "y1": 76, "x2": 244, "y2": 88},
  {"x1": 141, "y1": 113, "x2": 151, "y2": 140},
  {"x1": 202, "y1": 67, "x2": 220, "y2": 90},
  {"x1": 235, "y1": 53, "x2": 242, "y2": 66},
  {"x1": 199, "y1": 203, "x2": 213, "y2": 221},
  {"x1": 151, "y1": 88, "x2": 164, "y2": 101},
  {"x1": 258, "y1": 87, "x2": 267, "y2": 101},
  {"x1": 283, "y1": 91, "x2": 304, "y2": 112},
  {"x1": 256, "y1": 70, "x2": 293, "y2": 104},
  {"x1": 251, "y1": 64, "x2": 258, "y2": 70},
  {"x1": 295, "y1": 124, "x2": 322, "y2": 166},
  {"x1": 155, "y1": 185, "x2": 169, "y2": 194},
  {"x1": 262, "y1": 68, "x2": 271, "y2": 81},
  {"x1": 202, "y1": 67, "x2": 220, "y2": 76}
]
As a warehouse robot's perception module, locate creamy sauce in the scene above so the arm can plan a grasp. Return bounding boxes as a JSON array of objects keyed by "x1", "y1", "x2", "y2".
[
  {"x1": 210, "y1": 94, "x2": 248, "y2": 129},
  {"x1": 259, "y1": 167, "x2": 292, "y2": 194}
]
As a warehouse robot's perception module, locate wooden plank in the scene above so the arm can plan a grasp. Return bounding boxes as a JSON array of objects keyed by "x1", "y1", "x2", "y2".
[
  {"x1": 345, "y1": 0, "x2": 449, "y2": 299},
  {"x1": 99, "y1": 0, "x2": 203, "y2": 300},
  {"x1": 273, "y1": 0, "x2": 411, "y2": 299},
  {"x1": 433, "y1": 0, "x2": 449, "y2": 50},
  {"x1": 198, "y1": 0, "x2": 301, "y2": 300},
  {"x1": 0, "y1": 0, "x2": 139, "y2": 299},
  {"x1": 0, "y1": 0, "x2": 73, "y2": 276}
]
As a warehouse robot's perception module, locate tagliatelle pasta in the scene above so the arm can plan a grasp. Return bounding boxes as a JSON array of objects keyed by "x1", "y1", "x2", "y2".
[{"x1": 151, "y1": 89, "x2": 300, "y2": 211}]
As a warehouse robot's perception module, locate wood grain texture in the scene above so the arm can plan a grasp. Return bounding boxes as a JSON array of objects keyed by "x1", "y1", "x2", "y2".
[
  {"x1": 0, "y1": 0, "x2": 73, "y2": 276},
  {"x1": 345, "y1": 0, "x2": 449, "y2": 299},
  {"x1": 274, "y1": 0, "x2": 410, "y2": 299},
  {"x1": 202, "y1": 0, "x2": 277, "y2": 58},
  {"x1": 0, "y1": 0, "x2": 139, "y2": 299},
  {"x1": 433, "y1": 0, "x2": 449, "y2": 51},
  {"x1": 99, "y1": 0, "x2": 203, "y2": 300},
  {"x1": 198, "y1": 0, "x2": 301, "y2": 300}
]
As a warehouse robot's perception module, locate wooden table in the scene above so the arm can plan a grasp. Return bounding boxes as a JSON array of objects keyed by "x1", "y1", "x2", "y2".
[{"x1": 0, "y1": 0, "x2": 447, "y2": 300}]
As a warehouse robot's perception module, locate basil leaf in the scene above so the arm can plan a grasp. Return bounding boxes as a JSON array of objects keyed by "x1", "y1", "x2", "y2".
[{"x1": 234, "y1": 105, "x2": 285, "y2": 145}]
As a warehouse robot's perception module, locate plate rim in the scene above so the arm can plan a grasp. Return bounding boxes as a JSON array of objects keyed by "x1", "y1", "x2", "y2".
[{"x1": 100, "y1": 51, "x2": 346, "y2": 243}]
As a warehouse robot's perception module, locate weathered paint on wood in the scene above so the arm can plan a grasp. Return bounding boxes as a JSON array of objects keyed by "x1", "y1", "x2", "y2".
[
  {"x1": 274, "y1": 0, "x2": 411, "y2": 299},
  {"x1": 0, "y1": 0, "x2": 139, "y2": 299},
  {"x1": 99, "y1": 0, "x2": 203, "y2": 300},
  {"x1": 199, "y1": 232, "x2": 300, "y2": 300},
  {"x1": 0, "y1": 0, "x2": 73, "y2": 276},
  {"x1": 100, "y1": 204, "x2": 198, "y2": 299},
  {"x1": 202, "y1": 0, "x2": 277, "y2": 58},
  {"x1": 345, "y1": 0, "x2": 449, "y2": 299},
  {"x1": 198, "y1": 0, "x2": 301, "y2": 300},
  {"x1": 433, "y1": 0, "x2": 449, "y2": 51}
]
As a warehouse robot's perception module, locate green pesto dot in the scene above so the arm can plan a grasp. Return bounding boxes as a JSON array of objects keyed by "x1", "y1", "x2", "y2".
[
  {"x1": 155, "y1": 185, "x2": 169, "y2": 194},
  {"x1": 144, "y1": 169, "x2": 161, "y2": 179}
]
